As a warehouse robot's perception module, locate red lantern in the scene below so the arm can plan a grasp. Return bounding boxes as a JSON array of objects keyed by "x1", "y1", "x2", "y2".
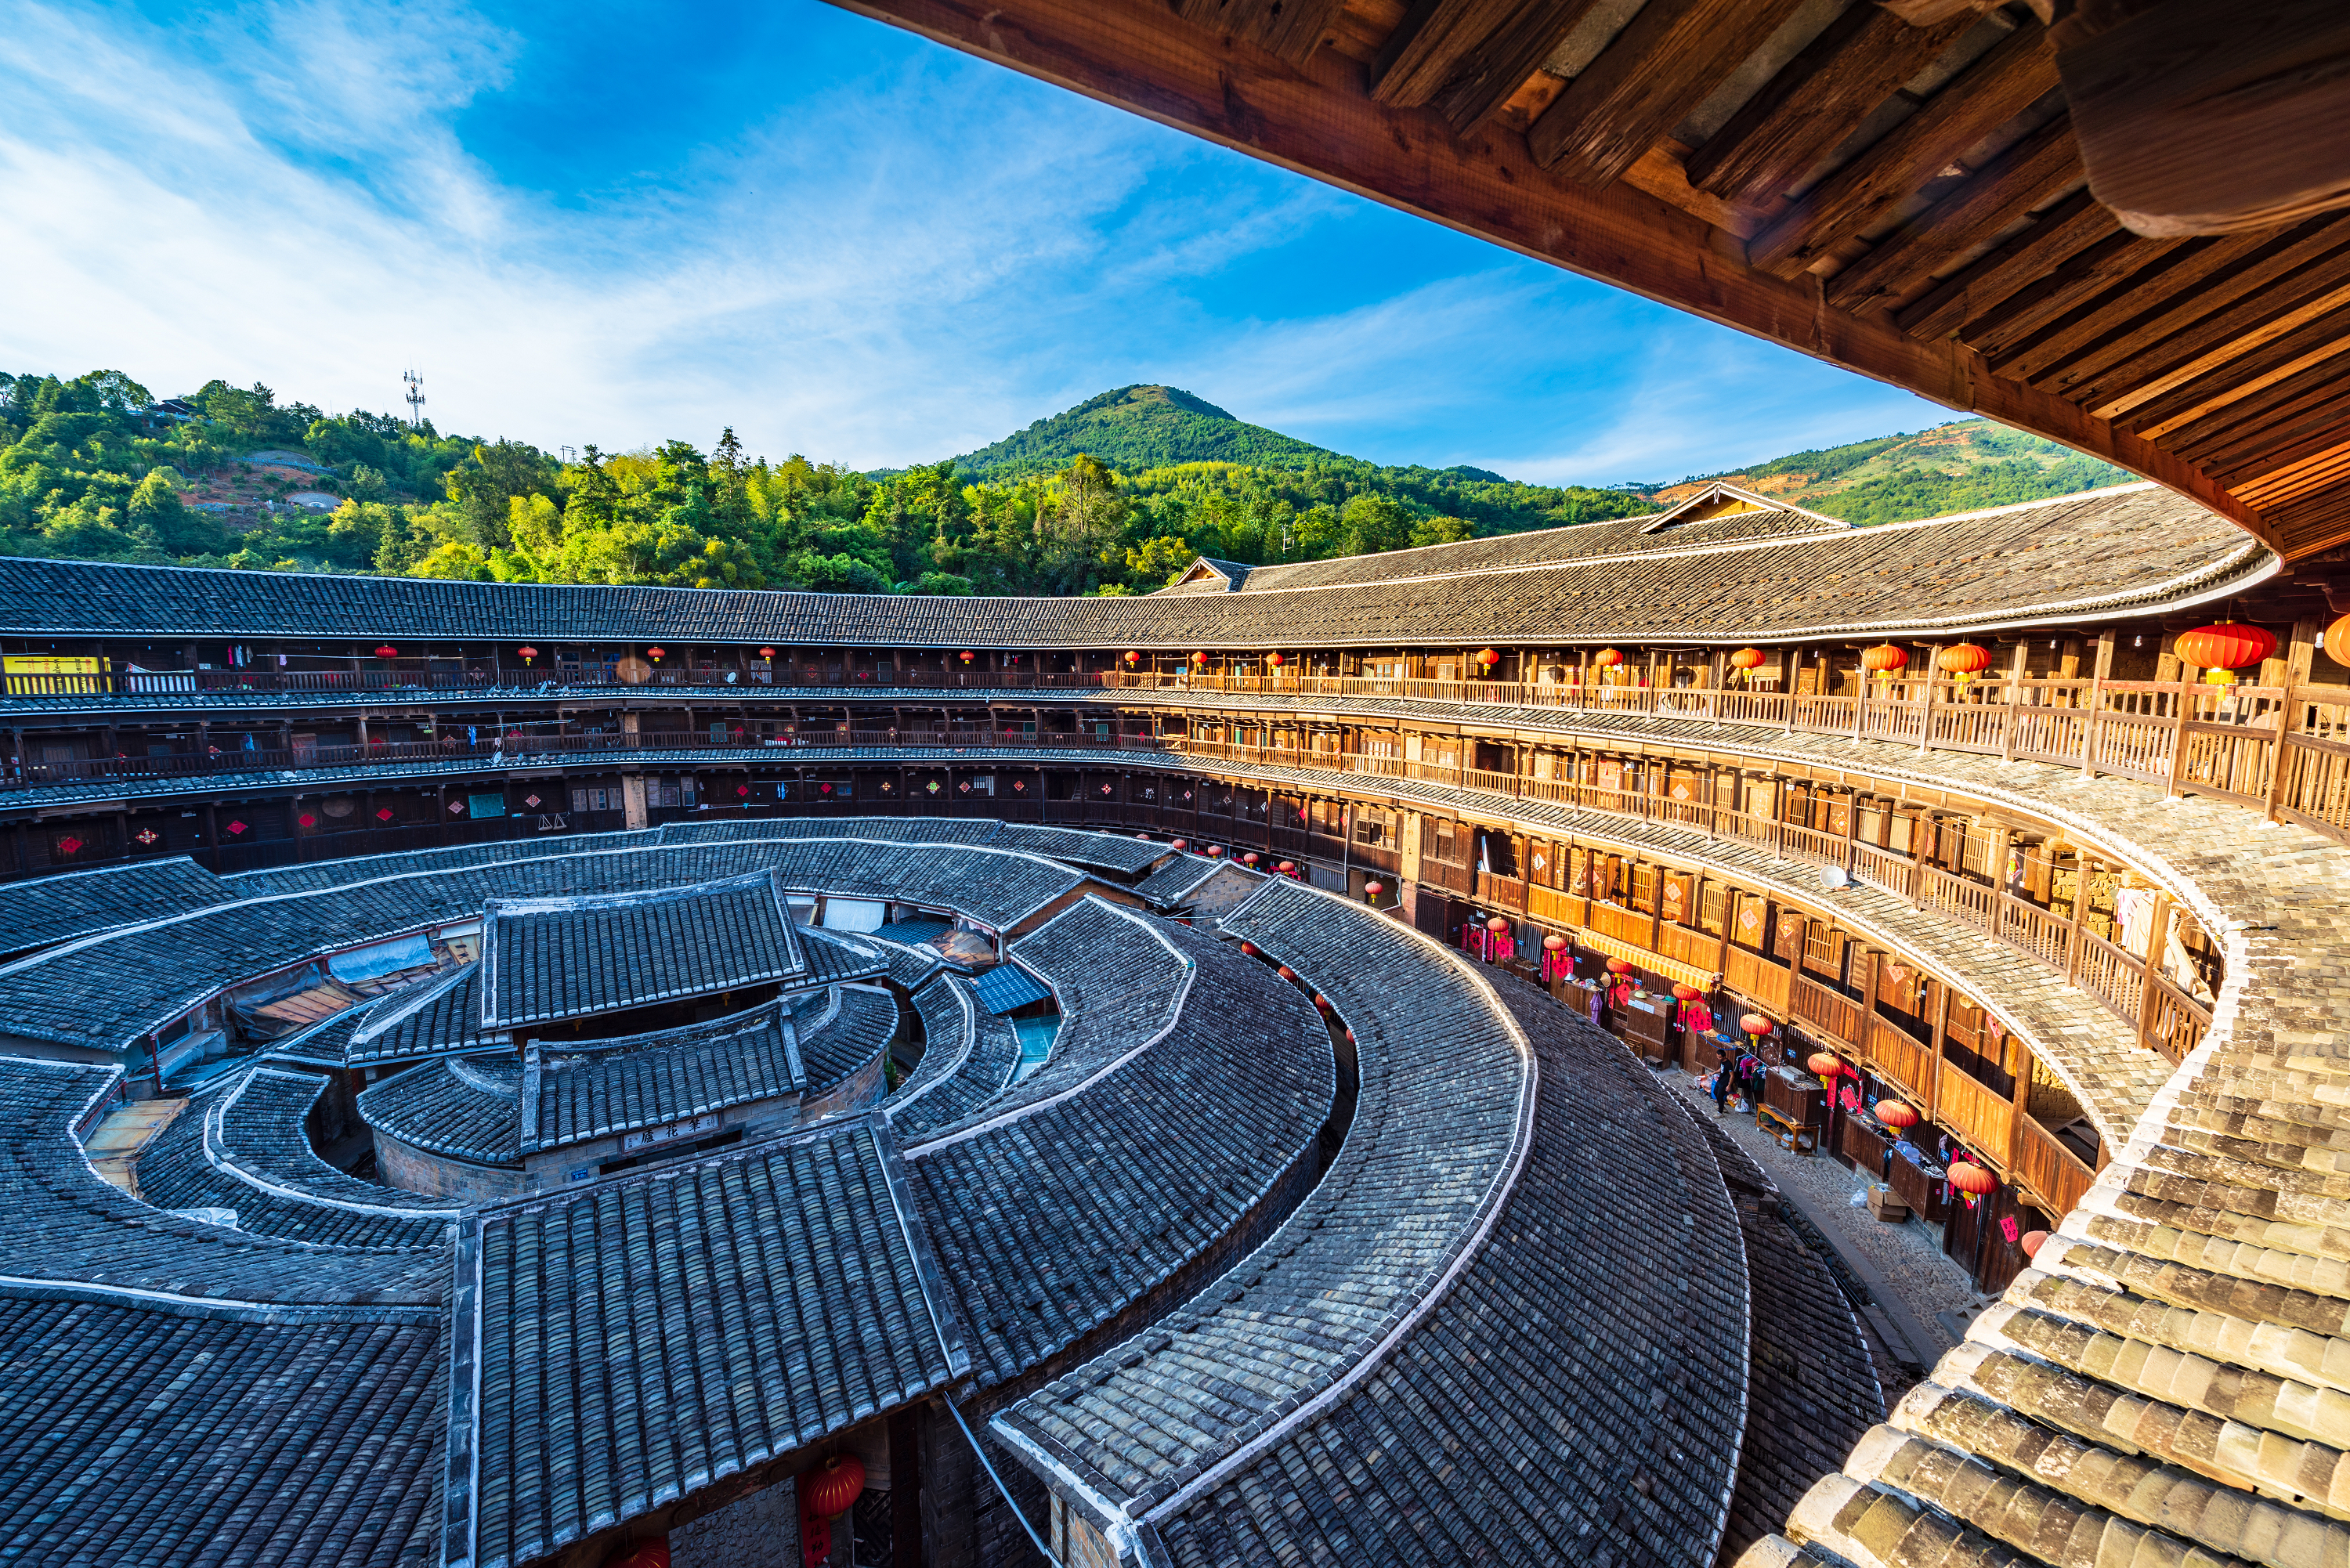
[
  {"x1": 373, "y1": 645, "x2": 398, "y2": 659},
  {"x1": 1277, "y1": 861, "x2": 1296, "y2": 874},
  {"x1": 1488, "y1": 916, "x2": 1510, "y2": 933},
  {"x1": 801, "y1": 1453, "x2": 866, "y2": 1518},
  {"x1": 1363, "y1": 880, "x2": 1383, "y2": 898},
  {"x1": 515, "y1": 645, "x2": 538, "y2": 664},
  {"x1": 1875, "y1": 1100, "x2": 1919, "y2": 1130},
  {"x1": 1170, "y1": 839, "x2": 1188, "y2": 851},
  {"x1": 1123, "y1": 650, "x2": 1140, "y2": 663},
  {"x1": 1476, "y1": 649, "x2": 1500, "y2": 668},
  {"x1": 608, "y1": 1542, "x2": 670, "y2": 1568},
  {"x1": 759, "y1": 647, "x2": 775, "y2": 658},
  {"x1": 1729, "y1": 648, "x2": 1766, "y2": 672},
  {"x1": 1239, "y1": 941, "x2": 1258, "y2": 956},
  {"x1": 1592, "y1": 648, "x2": 1622, "y2": 669},
  {"x1": 1860, "y1": 644, "x2": 1908, "y2": 680},
  {"x1": 1937, "y1": 643, "x2": 1990, "y2": 682},
  {"x1": 645, "y1": 646, "x2": 665, "y2": 663},
  {"x1": 1206, "y1": 845, "x2": 1222, "y2": 857},
  {"x1": 959, "y1": 651, "x2": 974, "y2": 665},
  {"x1": 1544, "y1": 935, "x2": 1567, "y2": 952},
  {"x1": 1604, "y1": 957, "x2": 1632, "y2": 974},
  {"x1": 2020, "y1": 1230, "x2": 2050, "y2": 1259},
  {"x1": 1672, "y1": 982, "x2": 1701, "y2": 1002},
  {"x1": 1267, "y1": 652, "x2": 1285, "y2": 667},
  {"x1": 1739, "y1": 1013, "x2": 1773, "y2": 1036},
  {"x1": 1807, "y1": 1052, "x2": 1842, "y2": 1081},
  {"x1": 2175, "y1": 622, "x2": 2278, "y2": 685},
  {"x1": 1948, "y1": 1162, "x2": 1997, "y2": 1207},
  {"x1": 1191, "y1": 651, "x2": 1209, "y2": 667},
  {"x1": 1313, "y1": 994, "x2": 1332, "y2": 1012},
  {"x1": 1277, "y1": 965, "x2": 1298, "y2": 981},
  {"x1": 1242, "y1": 852, "x2": 1260, "y2": 865}
]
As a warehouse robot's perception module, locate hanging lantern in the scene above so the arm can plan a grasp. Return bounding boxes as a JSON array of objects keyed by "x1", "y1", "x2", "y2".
[
  {"x1": 1860, "y1": 644, "x2": 1908, "y2": 680},
  {"x1": 1592, "y1": 648, "x2": 1623, "y2": 669},
  {"x1": 2175, "y1": 622, "x2": 2278, "y2": 685},
  {"x1": 759, "y1": 647, "x2": 775, "y2": 658},
  {"x1": 1476, "y1": 649, "x2": 1500, "y2": 668},
  {"x1": 1242, "y1": 852, "x2": 1260, "y2": 865},
  {"x1": 1191, "y1": 651, "x2": 1209, "y2": 667},
  {"x1": 1313, "y1": 993, "x2": 1333, "y2": 1012},
  {"x1": 373, "y1": 645, "x2": 398, "y2": 659},
  {"x1": 1488, "y1": 916, "x2": 1510, "y2": 933},
  {"x1": 606, "y1": 1543, "x2": 670, "y2": 1568},
  {"x1": 2324, "y1": 613, "x2": 2350, "y2": 669},
  {"x1": 1671, "y1": 981, "x2": 1701, "y2": 1002},
  {"x1": 1948, "y1": 1162, "x2": 1998, "y2": 1207},
  {"x1": 2019, "y1": 1230, "x2": 2050, "y2": 1259},
  {"x1": 1604, "y1": 956, "x2": 1632, "y2": 974},
  {"x1": 515, "y1": 645, "x2": 538, "y2": 665},
  {"x1": 645, "y1": 647, "x2": 667, "y2": 664},
  {"x1": 800, "y1": 1454, "x2": 866, "y2": 1519},
  {"x1": 1205, "y1": 844, "x2": 1222, "y2": 857},
  {"x1": 1239, "y1": 941, "x2": 1258, "y2": 956},
  {"x1": 1277, "y1": 861, "x2": 1296, "y2": 874},
  {"x1": 1277, "y1": 965, "x2": 1298, "y2": 981},
  {"x1": 1739, "y1": 1013, "x2": 1773, "y2": 1036},
  {"x1": 959, "y1": 650, "x2": 975, "y2": 665},
  {"x1": 1807, "y1": 1051, "x2": 1842, "y2": 1082},
  {"x1": 1729, "y1": 648, "x2": 1766, "y2": 677},
  {"x1": 1267, "y1": 652, "x2": 1285, "y2": 667},
  {"x1": 1123, "y1": 650, "x2": 1140, "y2": 664},
  {"x1": 1937, "y1": 643, "x2": 1991, "y2": 683},
  {"x1": 1170, "y1": 839, "x2": 1188, "y2": 851},
  {"x1": 1363, "y1": 880, "x2": 1383, "y2": 898},
  {"x1": 1544, "y1": 934, "x2": 1567, "y2": 952},
  {"x1": 1875, "y1": 1100, "x2": 1920, "y2": 1130}
]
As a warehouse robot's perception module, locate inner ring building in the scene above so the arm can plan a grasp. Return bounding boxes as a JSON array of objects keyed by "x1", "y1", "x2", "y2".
[{"x1": 2, "y1": 470, "x2": 2347, "y2": 1568}]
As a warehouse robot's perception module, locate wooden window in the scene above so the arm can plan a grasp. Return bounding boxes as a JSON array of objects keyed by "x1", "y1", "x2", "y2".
[
  {"x1": 1660, "y1": 872, "x2": 1696, "y2": 924},
  {"x1": 1569, "y1": 847, "x2": 1593, "y2": 898},
  {"x1": 1731, "y1": 893, "x2": 1769, "y2": 952},
  {"x1": 1773, "y1": 910, "x2": 1806, "y2": 963},
  {"x1": 1700, "y1": 880, "x2": 1728, "y2": 935},
  {"x1": 1632, "y1": 863, "x2": 1659, "y2": 913},
  {"x1": 1803, "y1": 923, "x2": 1845, "y2": 978}
]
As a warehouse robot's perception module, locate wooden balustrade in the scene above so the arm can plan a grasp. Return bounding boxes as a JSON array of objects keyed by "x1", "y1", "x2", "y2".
[
  {"x1": 2012, "y1": 1115, "x2": 2098, "y2": 1216},
  {"x1": 1724, "y1": 947, "x2": 1791, "y2": 1012},
  {"x1": 1935, "y1": 1062, "x2": 2015, "y2": 1169},
  {"x1": 1867, "y1": 1017, "x2": 1935, "y2": 1105},
  {"x1": 1791, "y1": 976, "x2": 1861, "y2": 1046}
]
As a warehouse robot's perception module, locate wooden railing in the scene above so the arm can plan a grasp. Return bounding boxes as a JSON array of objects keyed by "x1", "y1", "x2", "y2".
[{"x1": 2012, "y1": 1115, "x2": 2098, "y2": 1216}]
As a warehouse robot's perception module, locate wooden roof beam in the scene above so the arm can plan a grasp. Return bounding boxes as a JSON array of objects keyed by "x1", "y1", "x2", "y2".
[
  {"x1": 1823, "y1": 111, "x2": 2080, "y2": 313},
  {"x1": 1172, "y1": 0, "x2": 1351, "y2": 70},
  {"x1": 1372, "y1": 0, "x2": 1596, "y2": 118},
  {"x1": 1752, "y1": 20, "x2": 2059, "y2": 279},
  {"x1": 1683, "y1": 4, "x2": 1977, "y2": 202},
  {"x1": 1524, "y1": 0, "x2": 1811, "y2": 186},
  {"x1": 1893, "y1": 187, "x2": 2116, "y2": 340},
  {"x1": 812, "y1": 0, "x2": 2279, "y2": 555}
]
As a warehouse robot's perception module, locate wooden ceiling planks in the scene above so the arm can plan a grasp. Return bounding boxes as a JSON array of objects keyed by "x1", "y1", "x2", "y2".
[
  {"x1": 1524, "y1": 0, "x2": 1812, "y2": 186},
  {"x1": 819, "y1": 0, "x2": 2348, "y2": 560}
]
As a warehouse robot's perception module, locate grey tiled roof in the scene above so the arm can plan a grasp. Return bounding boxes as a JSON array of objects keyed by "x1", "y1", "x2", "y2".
[
  {"x1": 906, "y1": 898, "x2": 1191, "y2": 1143},
  {"x1": 794, "y1": 921, "x2": 895, "y2": 988},
  {"x1": 479, "y1": 869, "x2": 807, "y2": 1028},
  {"x1": 908, "y1": 915, "x2": 1332, "y2": 1386},
  {"x1": 132, "y1": 1066, "x2": 456, "y2": 1251},
  {"x1": 348, "y1": 966, "x2": 493, "y2": 1064},
  {"x1": 0, "y1": 485, "x2": 2266, "y2": 646},
  {"x1": 660, "y1": 816, "x2": 1003, "y2": 846},
  {"x1": 0, "y1": 1289, "x2": 444, "y2": 1567},
  {"x1": 454, "y1": 1114, "x2": 967, "y2": 1568},
  {"x1": 795, "y1": 984, "x2": 899, "y2": 1093},
  {"x1": 357, "y1": 1057, "x2": 522, "y2": 1166},
  {"x1": 222, "y1": 830, "x2": 661, "y2": 898},
  {"x1": 0, "y1": 856, "x2": 233, "y2": 954},
  {"x1": 884, "y1": 976, "x2": 1018, "y2": 1140},
  {"x1": 523, "y1": 1002, "x2": 804, "y2": 1155},
  {"x1": 988, "y1": 822, "x2": 1172, "y2": 875},
  {"x1": 1119, "y1": 963, "x2": 1749, "y2": 1566},
  {"x1": 1130, "y1": 851, "x2": 1224, "y2": 908},
  {"x1": 0, "y1": 1055, "x2": 446, "y2": 1308}
]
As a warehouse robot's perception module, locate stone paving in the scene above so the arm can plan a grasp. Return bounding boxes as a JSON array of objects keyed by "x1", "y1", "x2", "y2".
[{"x1": 1661, "y1": 1070, "x2": 1985, "y2": 1360}]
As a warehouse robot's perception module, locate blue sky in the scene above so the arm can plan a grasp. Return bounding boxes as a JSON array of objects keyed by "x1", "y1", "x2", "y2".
[{"x1": 3, "y1": 0, "x2": 1949, "y2": 485}]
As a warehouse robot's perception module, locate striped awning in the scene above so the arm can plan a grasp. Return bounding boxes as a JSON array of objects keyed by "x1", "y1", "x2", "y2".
[
  {"x1": 1565, "y1": 928, "x2": 1717, "y2": 991},
  {"x1": 972, "y1": 962, "x2": 1053, "y2": 1015}
]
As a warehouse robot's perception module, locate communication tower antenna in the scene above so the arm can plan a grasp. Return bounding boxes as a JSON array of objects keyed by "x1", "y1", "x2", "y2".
[{"x1": 403, "y1": 370, "x2": 427, "y2": 430}]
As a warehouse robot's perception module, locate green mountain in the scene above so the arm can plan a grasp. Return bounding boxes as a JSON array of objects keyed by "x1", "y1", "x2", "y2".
[
  {"x1": 1647, "y1": 418, "x2": 2138, "y2": 526},
  {"x1": 949, "y1": 385, "x2": 1337, "y2": 479}
]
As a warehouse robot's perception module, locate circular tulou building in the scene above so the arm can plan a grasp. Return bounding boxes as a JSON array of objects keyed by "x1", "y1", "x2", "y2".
[{"x1": 2, "y1": 478, "x2": 2348, "y2": 1568}]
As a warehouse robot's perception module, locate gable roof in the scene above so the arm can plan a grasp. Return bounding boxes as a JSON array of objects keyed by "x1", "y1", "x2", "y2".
[{"x1": 478, "y1": 869, "x2": 806, "y2": 1029}]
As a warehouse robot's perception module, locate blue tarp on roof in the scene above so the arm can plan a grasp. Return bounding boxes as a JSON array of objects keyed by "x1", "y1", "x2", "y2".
[{"x1": 971, "y1": 963, "x2": 1051, "y2": 1016}]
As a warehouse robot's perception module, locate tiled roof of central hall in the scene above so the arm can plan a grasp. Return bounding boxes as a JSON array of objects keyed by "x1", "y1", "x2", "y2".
[{"x1": 0, "y1": 485, "x2": 2267, "y2": 646}]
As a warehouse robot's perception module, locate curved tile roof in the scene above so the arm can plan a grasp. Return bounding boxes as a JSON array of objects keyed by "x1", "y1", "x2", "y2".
[
  {"x1": 794, "y1": 983, "x2": 898, "y2": 1093},
  {"x1": 884, "y1": 976, "x2": 1020, "y2": 1140},
  {"x1": 0, "y1": 485, "x2": 2269, "y2": 647},
  {"x1": 523, "y1": 1002, "x2": 805, "y2": 1156},
  {"x1": 357, "y1": 1057, "x2": 522, "y2": 1167}
]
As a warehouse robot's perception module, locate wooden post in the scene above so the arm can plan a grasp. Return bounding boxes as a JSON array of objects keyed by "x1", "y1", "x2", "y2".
[
  {"x1": 2135, "y1": 888, "x2": 2172, "y2": 1055},
  {"x1": 2267, "y1": 616, "x2": 2319, "y2": 822},
  {"x1": 1919, "y1": 644, "x2": 1940, "y2": 754},
  {"x1": 2081, "y1": 629, "x2": 2116, "y2": 776}
]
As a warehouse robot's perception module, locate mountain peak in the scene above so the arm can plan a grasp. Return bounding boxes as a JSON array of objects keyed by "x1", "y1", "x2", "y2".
[{"x1": 949, "y1": 385, "x2": 1338, "y2": 479}]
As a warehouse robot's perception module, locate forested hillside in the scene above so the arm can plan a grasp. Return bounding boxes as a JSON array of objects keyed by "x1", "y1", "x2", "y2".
[
  {"x1": 0, "y1": 368, "x2": 2142, "y2": 598},
  {"x1": 1647, "y1": 419, "x2": 2137, "y2": 525}
]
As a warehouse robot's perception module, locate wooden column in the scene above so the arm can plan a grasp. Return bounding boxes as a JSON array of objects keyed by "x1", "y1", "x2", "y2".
[
  {"x1": 2135, "y1": 889, "x2": 2173, "y2": 1055},
  {"x1": 2267, "y1": 616, "x2": 2320, "y2": 821},
  {"x1": 2082, "y1": 629, "x2": 2117, "y2": 776}
]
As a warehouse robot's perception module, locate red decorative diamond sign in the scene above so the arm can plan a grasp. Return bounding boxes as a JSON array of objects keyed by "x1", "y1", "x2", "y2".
[
  {"x1": 133, "y1": 829, "x2": 158, "y2": 846},
  {"x1": 736, "y1": 785, "x2": 748, "y2": 797},
  {"x1": 56, "y1": 835, "x2": 83, "y2": 855},
  {"x1": 298, "y1": 813, "x2": 316, "y2": 828},
  {"x1": 524, "y1": 794, "x2": 542, "y2": 808},
  {"x1": 376, "y1": 808, "x2": 394, "y2": 822},
  {"x1": 449, "y1": 801, "x2": 465, "y2": 814},
  {"x1": 819, "y1": 782, "x2": 833, "y2": 794},
  {"x1": 224, "y1": 820, "x2": 247, "y2": 836}
]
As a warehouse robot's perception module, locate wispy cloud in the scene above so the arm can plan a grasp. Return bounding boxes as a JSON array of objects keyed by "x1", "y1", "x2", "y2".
[{"x1": 2, "y1": 0, "x2": 1947, "y2": 484}]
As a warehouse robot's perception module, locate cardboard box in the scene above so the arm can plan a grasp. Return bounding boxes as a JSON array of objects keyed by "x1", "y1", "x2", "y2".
[{"x1": 1865, "y1": 1183, "x2": 1909, "y2": 1222}]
